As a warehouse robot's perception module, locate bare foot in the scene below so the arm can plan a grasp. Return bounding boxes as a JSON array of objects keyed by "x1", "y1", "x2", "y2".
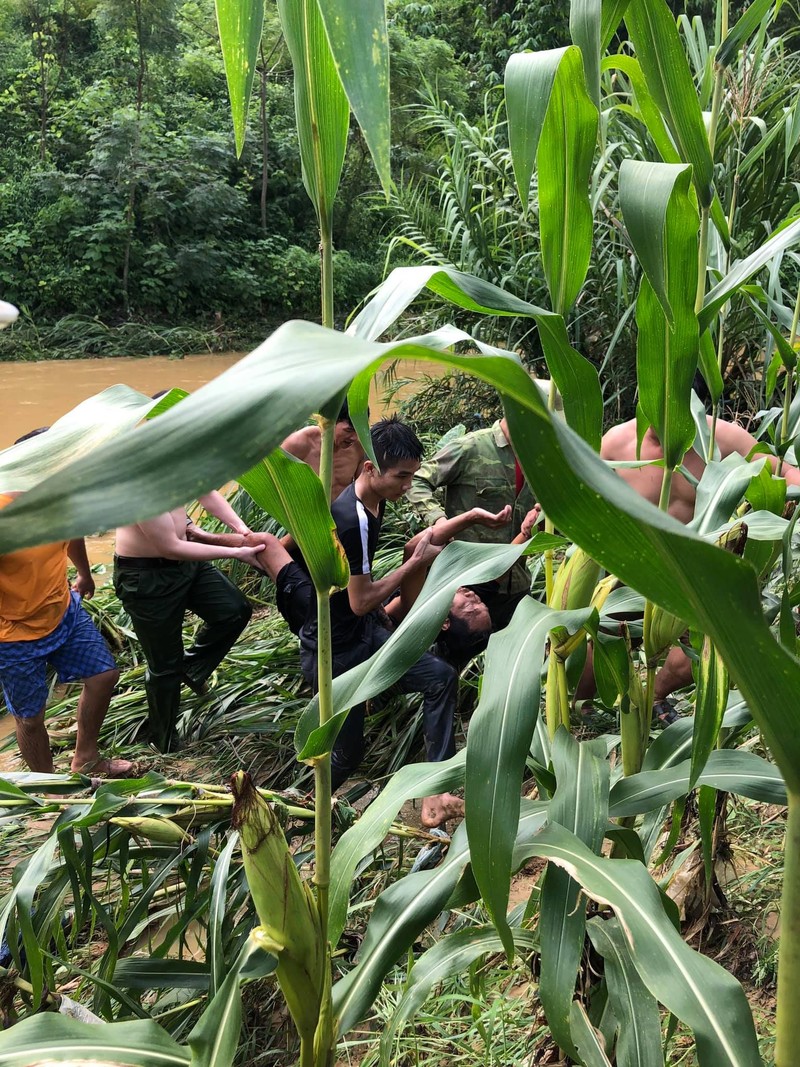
[
  {"x1": 72, "y1": 757, "x2": 137, "y2": 779},
  {"x1": 421, "y1": 792, "x2": 464, "y2": 828}
]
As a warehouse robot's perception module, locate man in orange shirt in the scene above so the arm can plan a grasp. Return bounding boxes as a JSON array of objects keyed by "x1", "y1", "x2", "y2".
[{"x1": 0, "y1": 483, "x2": 131, "y2": 777}]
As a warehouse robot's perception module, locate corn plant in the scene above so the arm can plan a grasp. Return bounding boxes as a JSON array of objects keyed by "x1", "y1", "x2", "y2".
[{"x1": 3, "y1": 0, "x2": 800, "y2": 1065}]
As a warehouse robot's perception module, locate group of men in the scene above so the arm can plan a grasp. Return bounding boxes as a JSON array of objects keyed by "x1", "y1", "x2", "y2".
[{"x1": 1, "y1": 396, "x2": 796, "y2": 825}]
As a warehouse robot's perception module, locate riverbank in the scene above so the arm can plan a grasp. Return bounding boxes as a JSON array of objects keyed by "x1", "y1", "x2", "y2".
[{"x1": 0, "y1": 315, "x2": 286, "y2": 363}]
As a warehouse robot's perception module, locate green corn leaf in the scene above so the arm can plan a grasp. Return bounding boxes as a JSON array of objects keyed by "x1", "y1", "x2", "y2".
[
  {"x1": 0, "y1": 832, "x2": 59, "y2": 994},
  {"x1": 328, "y1": 753, "x2": 467, "y2": 947},
  {"x1": 334, "y1": 801, "x2": 550, "y2": 1037},
  {"x1": 571, "y1": 0, "x2": 602, "y2": 107},
  {"x1": 697, "y1": 329, "x2": 724, "y2": 404},
  {"x1": 0, "y1": 326, "x2": 529, "y2": 550},
  {"x1": 608, "y1": 749, "x2": 786, "y2": 816},
  {"x1": 691, "y1": 637, "x2": 728, "y2": 789},
  {"x1": 315, "y1": 0, "x2": 391, "y2": 193},
  {"x1": 333, "y1": 821, "x2": 473, "y2": 1037},
  {"x1": 586, "y1": 916, "x2": 664, "y2": 1067},
  {"x1": 539, "y1": 46, "x2": 598, "y2": 314},
  {"x1": 379, "y1": 927, "x2": 538, "y2": 1066},
  {"x1": 239, "y1": 449, "x2": 349, "y2": 593},
  {"x1": 601, "y1": 0, "x2": 632, "y2": 49},
  {"x1": 690, "y1": 453, "x2": 762, "y2": 536},
  {"x1": 716, "y1": 0, "x2": 775, "y2": 68},
  {"x1": 214, "y1": 0, "x2": 264, "y2": 157},
  {"x1": 506, "y1": 46, "x2": 597, "y2": 313},
  {"x1": 208, "y1": 831, "x2": 239, "y2": 997},
  {"x1": 619, "y1": 160, "x2": 693, "y2": 326},
  {"x1": 539, "y1": 731, "x2": 609, "y2": 1060},
  {"x1": 113, "y1": 958, "x2": 211, "y2": 991},
  {"x1": 277, "y1": 0, "x2": 349, "y2": 235},
  {"x1": 349, "y1": 267, "x2": 601, "y2": 446},
  {"x1": 698, "y1": 782, "x2": 716, "y2": 891},
  {"x1": 569, "y1": 1000, "x2": 614, "y2": 1067},
  {"x1": 624, "y1": 0, "x2": 714, "y2": 206},
  {"x1": 0, "y1": 385, "x2": 168, "y2": 493},
  {"x1": 295, "y1": 539, "x2": 526, "y2": 759},
  {"x1": 505, "y1": 47, "x2": 564, "y2": 212},
  {"x1": 620, "y1": 160, "x2": 699, "y2": 470},
  {"x1": 0, "y1": 1015, "x2": 191, "y2": 1065},
  {"x1": 700, "y1": 216, "x2": 800, "y2": 330},
  {"x1": 530, "y1": 823, "x2": 761, "y2": 1066},
  {"x1": 466, "y1": 602, "x2": 594, "y2": 958},
  {"x1": 603, "y1": 55, "x2": 680, "y2": 165},
  {"x1": 187, "y1": 938, "x2": 276, "y2": 1067}
]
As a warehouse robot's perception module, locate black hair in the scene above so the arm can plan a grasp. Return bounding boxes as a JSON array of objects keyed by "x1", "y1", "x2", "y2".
[
  {"x1": 370, "y1": 415, "x2": 423, "y2": 471},
  {"x1": 336, "y1": 399, "x2": 369, "y2": 430},
  {"x1": 14, "y1": 426, "x2": 49, "y2": 444},
  {"x1": 436, "y1": 610, "x2": 491, "y2": 667}
]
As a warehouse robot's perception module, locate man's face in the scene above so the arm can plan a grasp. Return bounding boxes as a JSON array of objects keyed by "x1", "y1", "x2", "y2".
[
  {"x1": 451, "y1": 587, "x2": 492, "y2": 633},
  {"x1": 370, "y1": 458, "x2": 421, "y2": 501},
  {"x1": 334, "y1": 421, "x2": 360, "y2": 451}
]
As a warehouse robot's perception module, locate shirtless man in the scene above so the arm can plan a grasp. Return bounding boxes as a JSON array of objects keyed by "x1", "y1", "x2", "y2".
[
  {"x1": 600, "y1": 415, "x2": 800, "y2": 705},
  {"x1": 114, "y1": 492, "x2": 264, "y2": 752},
  {"x1": 281, "y1": 401, "x2": 364, "y2": 500}
]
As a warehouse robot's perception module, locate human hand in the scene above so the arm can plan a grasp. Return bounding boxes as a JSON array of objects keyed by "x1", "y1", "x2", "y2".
[
  {"x1": 72, "y1": 572, "x2": 95, "y2": 599},
  {"x1": 409, "y1": 528, "x2": 444, "y2": 567},
  {"x1": 471, "y1": 505, "x2": 512, "y2": 528},
  {"x1": 237, "y1": 544, "x2": 267, "y2": 569},
  {"x1": 520, "y1": 505, "x2": 542, "y2": 539}
]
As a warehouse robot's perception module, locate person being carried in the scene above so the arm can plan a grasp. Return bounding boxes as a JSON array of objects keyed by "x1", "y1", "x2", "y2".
[
  {"x1": 281, "y1": 400, "x2": 365, "y2": 500},
  {"x1": 299, "y1": 416, "x2": 464, "y2": 828},
  {"x1": 406, "y1": 417, "x2": 536, "y2": 630},
  {"x1": 595, "y1": 414, "x2": 800, "y2": 715},
  {"x1": 0, "y1": 435, "x2": 130, "y2": 776},
  {"x1": 389, "y1": 504, "x2": 542, "y2": 666},
  {"x1": 114, "y1": 492, "x2": 264, "y2": 753}
]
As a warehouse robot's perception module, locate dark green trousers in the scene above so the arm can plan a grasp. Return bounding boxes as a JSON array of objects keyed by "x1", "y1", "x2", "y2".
[{"x1": 113, "y1": 559, "x2": 251, "y2": 752}]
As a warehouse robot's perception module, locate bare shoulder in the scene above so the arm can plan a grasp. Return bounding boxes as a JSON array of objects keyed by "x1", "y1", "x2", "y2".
[
  {"x1": 712, "y1": 417, "x2": 758, "y2": 459},
  {"x1": 600, "y1": 420, "x2": 636, "y2": 460},
  {"x1": 282, "y1": 425, "x2": 318, "y2": 460}
]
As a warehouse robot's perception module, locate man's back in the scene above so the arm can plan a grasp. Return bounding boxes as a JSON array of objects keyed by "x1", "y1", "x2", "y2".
[{"x1": 600, "y1": 416, "x2": 786, "y2": 524}]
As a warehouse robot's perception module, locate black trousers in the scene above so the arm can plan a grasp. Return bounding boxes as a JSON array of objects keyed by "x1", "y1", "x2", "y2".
[
  {"x1": 113, "y1": 558, "x2": 251, "y2": 752},
  {"x1": 301, "y1": 615, "x2": 458, "y2": 790}
]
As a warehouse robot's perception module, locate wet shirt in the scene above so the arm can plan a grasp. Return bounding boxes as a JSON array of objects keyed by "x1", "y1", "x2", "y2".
[
  {"x1": 0, "y1": 494, "x2": 70, "y2": 642},
  {"x1": 406, "y1": 421, "x2": 535, "y2": 597},
  {"x1": 300, "y1": 484, "x2": 385, "y2": 651}
]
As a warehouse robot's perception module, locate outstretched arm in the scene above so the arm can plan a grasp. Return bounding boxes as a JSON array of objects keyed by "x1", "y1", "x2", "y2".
[
  {"x1": 347, "y1": 529, "x2": 443, "y2": 617},
  {"x1": 197, "y1": 490, "x2": 251, "y2": 535},
  {"x1": 136, "y1": 513, "x2": 265, "y2": 566},
  {"x1": 388, "y1": 507, "x2": 513, "y2": 622}
]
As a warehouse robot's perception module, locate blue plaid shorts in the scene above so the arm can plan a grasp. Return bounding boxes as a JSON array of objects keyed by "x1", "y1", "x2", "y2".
[{"x1": 0, "y1": 591, "x2": 116, "y2": 719}]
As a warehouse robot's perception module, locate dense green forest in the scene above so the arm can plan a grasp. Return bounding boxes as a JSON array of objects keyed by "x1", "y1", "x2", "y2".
[{"x1": 0, "y1": 0, "x2": 573, "y2": 355}]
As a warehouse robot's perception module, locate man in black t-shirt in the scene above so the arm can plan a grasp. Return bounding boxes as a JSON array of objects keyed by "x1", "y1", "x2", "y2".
[{"x1": 299, "y1": 416, "x2": 463, "y2": 828}]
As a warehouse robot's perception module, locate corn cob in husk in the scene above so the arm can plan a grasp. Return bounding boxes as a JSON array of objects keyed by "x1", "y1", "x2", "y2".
[
  {"x1": 231, "y1": 772, "x2": 328, "y2": 1052},
  {"x1": 549, "y1": 547, "x2": 602, "y2": 611},
  {"x1": 110, "y1": 816, "x2": 192, "y2": 845}
]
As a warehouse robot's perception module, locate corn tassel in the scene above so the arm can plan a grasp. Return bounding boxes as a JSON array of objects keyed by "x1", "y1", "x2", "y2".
[{"x1": 231, "y1": 772, "x2": 329, "y2": 1056}]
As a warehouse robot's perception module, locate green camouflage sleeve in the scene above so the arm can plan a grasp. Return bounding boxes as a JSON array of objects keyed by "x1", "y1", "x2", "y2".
[{"x1": 406, "y1": 438, "x2": 466, "y2": 525}]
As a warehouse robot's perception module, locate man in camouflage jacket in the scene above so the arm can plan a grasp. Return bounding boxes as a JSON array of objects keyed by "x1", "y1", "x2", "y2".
[{"x1": 406, "y1": 417, "x2": 536, "y2": 628}]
